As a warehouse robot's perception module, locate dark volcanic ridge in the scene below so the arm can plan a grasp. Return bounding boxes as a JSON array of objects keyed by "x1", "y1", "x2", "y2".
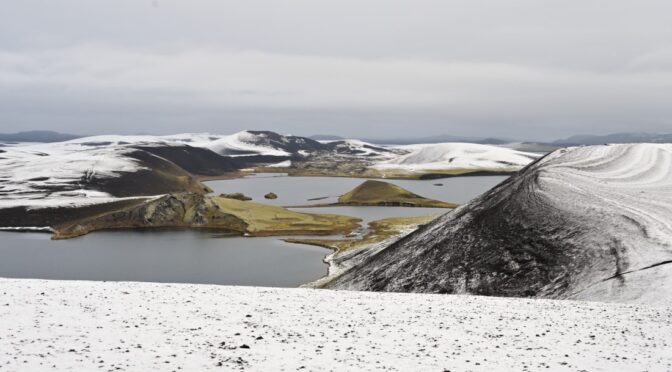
[{"x1": 324, "y1": 144, "x2": 672, "y2": 305}]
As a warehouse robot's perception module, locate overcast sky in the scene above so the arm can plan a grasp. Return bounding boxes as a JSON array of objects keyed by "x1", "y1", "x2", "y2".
[{"x1": 1, "y1": 0, "x2": 672, "y2": 140}]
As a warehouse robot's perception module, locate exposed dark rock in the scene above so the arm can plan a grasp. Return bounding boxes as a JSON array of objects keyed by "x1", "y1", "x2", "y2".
[
  {"x1": 135, "y1": 145, "x2": 240, "y2": 176},
  {"x1": 0, "y1": 199, "x2": 148, "y2": 228},
  {"x1": 51, "y1": 193, "x2": 248, "y2": 239},
  {"x1": 264, "y1": 192, "x2": 278, "y2": 200}
]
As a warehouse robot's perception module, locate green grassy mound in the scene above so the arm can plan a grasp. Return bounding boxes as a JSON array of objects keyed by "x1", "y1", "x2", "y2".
[{"x1": 337, "y1": 180, "x2": 458, "y2": 208}]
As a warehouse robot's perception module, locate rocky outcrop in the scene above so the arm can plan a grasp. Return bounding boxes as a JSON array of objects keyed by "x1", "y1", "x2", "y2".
[
  {"x1": 325, "y1": 144, "x2": 672, "y2": 305},
  {"x1": 49, "y1": 193, "x2": 360, "y2": 240},
  {"x1": 264, "y1": 192, "x2": 278, "y2": 200},
  {"x1": 52, "y1": 193, "x2": 247, "y2": 239}
]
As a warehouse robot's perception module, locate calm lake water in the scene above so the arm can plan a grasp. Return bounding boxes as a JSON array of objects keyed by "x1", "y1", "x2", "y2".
[
  {"x1": 0, "y1": 230, "x2": 331, "y2": 287},
  {"x1": 0, "y1": 174, "x2": 507, "y2": 287},
  {"x1": 208, "y1": 173, "x2": 508, "y2": 206}
]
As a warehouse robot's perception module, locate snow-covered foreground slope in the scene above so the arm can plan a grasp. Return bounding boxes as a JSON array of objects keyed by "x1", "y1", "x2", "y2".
[
  {"x1": 326, "y1": 144, "x2": 672, "y2": 305},
  {"x1": 1, "y1": 278, "x2": 670, "y2": 372},
  {"x1": 374, "y1": 142, "x2": 539, "y2": 172}
]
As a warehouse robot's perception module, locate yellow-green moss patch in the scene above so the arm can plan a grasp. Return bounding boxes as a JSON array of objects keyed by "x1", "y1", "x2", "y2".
[{"x1": 211, "y1": 197, "x2": 360, "y2": 236}]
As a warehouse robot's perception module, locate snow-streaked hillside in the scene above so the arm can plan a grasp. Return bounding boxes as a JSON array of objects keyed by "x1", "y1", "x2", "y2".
[
  {"x1": 326, "y1": 144, "x2": 672, "y2": 305},
  {"x1": 200, "y1": 131, "x2": 294, "y2": 156},
  {"x1": 60, "y1": 131, "x2": 315, "y2": 157},
  {"x1": 373, "y1": 142, "x2": 539, "y2": 172},
  {"x1": 0, "y1": 141, "x2": 146, "y2": 208},
  {"x1": 1, "y1": 278, "x2": 670, "y2": 372},
  {"x1": 0, "y1": 131, "x2": 291, "y2": 209}
]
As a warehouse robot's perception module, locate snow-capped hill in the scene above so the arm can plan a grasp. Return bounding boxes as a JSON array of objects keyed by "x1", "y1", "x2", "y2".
[
  {"x1": 64, "y1": 134, "x2": 171, "y2": 147},
  {"x1": 0, "y1": 141, "x2": 146, "y2": 208},
  {"x1": 324, "y1": 139, "x2": 397, "y2": 158},
  {"x1": 0, "y1": 138, "x2": 237, "y2": 209},
  {"x1": 373, "y1": 142, "x2": 539, "y2": 172},
  {"x1": 197, "y1": 131, "x2": 399, "y2": 158},
  {"x1": 326, "y1": 144, "x2": 672, "y2": 305},
  {"x1": 201, "y1": 130, "x2": 324, "y2": 157}
]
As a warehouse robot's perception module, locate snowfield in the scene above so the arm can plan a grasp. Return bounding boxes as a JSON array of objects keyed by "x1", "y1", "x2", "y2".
[
  {"x1": 1, "y1": 278, "x2": 670, "y2": 372},
  {"x1": 374, "y1": 142, "x2": 539, "y2": 172}
]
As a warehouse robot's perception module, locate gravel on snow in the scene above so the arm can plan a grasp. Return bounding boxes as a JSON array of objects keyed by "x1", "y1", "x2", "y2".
[{"x1": 1, "y1": 278, "x2": 671, "y2": 371}]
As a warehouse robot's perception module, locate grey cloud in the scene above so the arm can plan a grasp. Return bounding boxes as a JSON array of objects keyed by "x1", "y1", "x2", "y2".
[{"x1": 1, "y1": 0, "x2": 672, "y2": 139}]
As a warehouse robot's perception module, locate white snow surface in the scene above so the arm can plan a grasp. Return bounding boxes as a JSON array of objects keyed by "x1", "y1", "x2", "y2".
[
  {"x1": 535, "y1": 144, "x2": 672, "y2": 302},
  {"x1": 1, "y1": 278, "x2": 671, "y2": 372},
  {"x1": 373, "y1": 142, "x2": 539, "y2": 171},
  {"x1": 265, "y1": 160, "x2": 292, "y2": 168},
  {"x1": 0, "y1": 226, "x2": 53, "y2": 232}
]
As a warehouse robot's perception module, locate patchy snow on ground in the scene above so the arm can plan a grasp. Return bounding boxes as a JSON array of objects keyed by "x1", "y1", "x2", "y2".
[
  {"x1": 265, "y1": 160, "x2": 292, "y2": 168},
  {"x1": 373, "y1": 142, "x2": 539, "y2": 172},
  {"x1": 1, "y1": 278, "x2": 670, "y2": 372},
  {"x1": 0, "y1": 226, "x2": 54, "y2": 232}
]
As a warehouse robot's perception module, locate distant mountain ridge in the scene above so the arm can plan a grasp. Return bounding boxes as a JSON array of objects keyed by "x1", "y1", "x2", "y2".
[
  {"x1": 552, "y1": 132, "x2": 672, "y2": 146},
  {"x1": 5, "y1": 129, "x2": 672, "y2": 147},
  {"x1": 365, "y1": 135, "x2": 513, "y2": 145},
  {"x1": 0, "y1": 131, "x2": 81, "y2": 143},
  {"x1": 309, "y1": 134, "x2": 345, "y2": 141}
]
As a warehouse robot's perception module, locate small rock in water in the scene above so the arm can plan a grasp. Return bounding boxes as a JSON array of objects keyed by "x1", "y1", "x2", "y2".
[
  {"x1": 433, "y1": 183, "x2": 444, "y2": 186},
  {"x1": 264, "y1": 192, "x2": 278, "y2": 200},
  {"x1": 219, "y1": 193, "x2": 252, "y2": 201}
]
